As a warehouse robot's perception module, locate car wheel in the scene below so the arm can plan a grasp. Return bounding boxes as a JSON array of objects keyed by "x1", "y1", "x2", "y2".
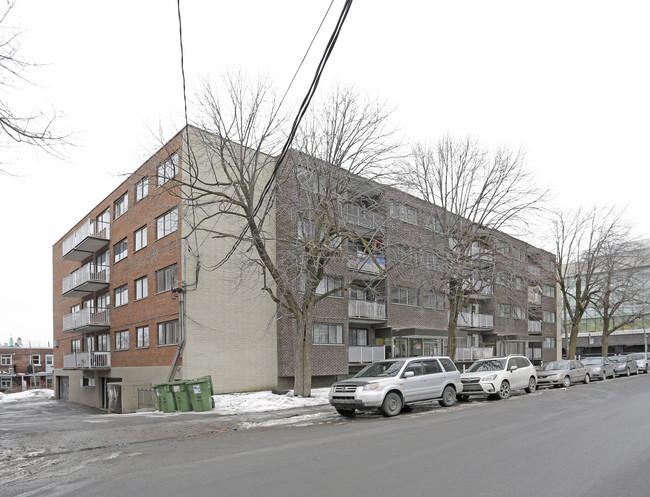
[
  {"x1": 335, "y1": 408, "x2": 355, "y2": 417},
  {"x1": 626, "y1": 368, "x2": 631, "y2": 377},
  {"x1": 380, "y1": 392, "x2": 402, "y2": 417},
  {"x1": 497, "y1": 381, "x2": 510, "y2": 399},
  {"x1": 439, "y1": 385, "x2": 456, "y2": 407},
  {"x1": 562, "y1": 376, "x2": 571, "y2": 388},
  {"x1": 525, "y1": 376, "x2": 536, "y2": 393},
  {"x1": 456, "y1": 394, "x2": 470, "y2": 402},
  {"x1": 584, "y1": 374, "x2": 590, "y2": 384}
]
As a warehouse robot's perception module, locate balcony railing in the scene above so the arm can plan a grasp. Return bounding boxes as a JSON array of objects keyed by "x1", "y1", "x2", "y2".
[
  {"x1": 526, "y1": 348, "x2": 542, "y2": 360},
  {"x1": 528, "y1": 320, "x2": 542, "y2": 334},
  {"x1": 62, "y1": 219, "x2": 110, "y2": 261},
  {"x1": 63, "y1": 351, "x2": 111, "y2": 369},
  {"x1": 348, "y1": 300, "x2": 387, "y2": 320},
  {"x1": 62, "y1": 307, "x2": 110, "y2": 333},
  {"x1": 346, "y1": 206, "x2": 385, "y2": 230},
  {"x1": 455, "y1": 347, "x2": 495, "y2": 361},
  {"x1": 62, "y1": 263, "x2": 110, "y2": 297},
  {"x1": 455, "y1": 312, "x2": 494, "y2": 329},
  {"x1": 348, "y1": 255, "x2": 385, "y2": 275},
  {"x1": 349, "y1": 346, "x2": 385, "y2": 364}
]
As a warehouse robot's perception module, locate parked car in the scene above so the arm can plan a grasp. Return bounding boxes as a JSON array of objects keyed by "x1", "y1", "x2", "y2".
[
  {"x1": 580, "y1": 357, "x2": 615, "y2": 380},
  {"x1": 328, "y1": 356, "x2": 463, "y2": 417},
  {"x1": 458, "y1": 355, "x2": 537, "y2": 400},
  {"x1": 627, "y1": 353, "x2": 649, "y2": 374},
  {"x1": 536, "y1": 360, "x2": 590, "y2": 387},
  {"x1": 610, "y1": 355, "x2": 639, "y2": 376}
]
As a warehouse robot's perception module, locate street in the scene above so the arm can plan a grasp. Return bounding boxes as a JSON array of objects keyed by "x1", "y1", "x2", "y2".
[{"x1": 3, "y1": 374, "x2": 650, "y2": 497}]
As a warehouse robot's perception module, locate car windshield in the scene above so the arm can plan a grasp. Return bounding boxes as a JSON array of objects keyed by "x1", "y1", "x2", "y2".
[
  {"x1": 580, "y1": 358, "x2": 602, "y2": 365},
  {"x1": 467, "y1": 359, "x2": 506, "y2": 372},
  {"x1": 541, "y1": 361, "x2": 569, "y2": 371},
  {"x1": 354, "y1": 360, "x2": 405, "y2": 378},
  {"x1": 628, "y1": 353, "x2": 644, "y2": 360},
  {"x1": 610, "y1": 356, "x2": 626, "y2": 363}
]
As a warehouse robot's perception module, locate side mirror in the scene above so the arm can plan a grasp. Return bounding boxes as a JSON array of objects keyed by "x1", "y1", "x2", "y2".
[
  {"x1": 509, "y1": 365, "x2": 518, "y2": 372},
  {"x1": 403, "y1": 371, "x2": 414, "y2": 378}
]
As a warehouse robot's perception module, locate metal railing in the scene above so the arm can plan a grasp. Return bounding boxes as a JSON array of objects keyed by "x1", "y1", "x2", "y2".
[
  {"x1": 455, "y1": 347, "x2": 495, "y2": 361},
  {"x1": 348, "y1": 300, "x2": 386, "y2": 320},
  {"x1": 456, "y1": 312, "x2": 494, "y2": 328},
  {"x1": 62, "y1": 219, "x2": 110, "y2": 257},
  {"x1": 346, "y1": 206, "x2": 385, "y2": 230},
  {"x1": 528, "y1": 320, "x2": 542, "y2": 333},
  {"x1": 63, "y1": 351, "x2": 111, "y2": 369},
  {"x1": 62, "y1": 263, "x2": 110, "y2": 294},
  {"x1": 347, "y1": 256, "x2": 385, "y2": 275},
  {"x1": 63, "y1": 307, "x2": 110, "y2": 332},
  {"x1": 349, "y1": 346, "x2": 385, "y2": 363},
  {"x1": 526, "y1": 348, "x2": 542, "y2": 360}
]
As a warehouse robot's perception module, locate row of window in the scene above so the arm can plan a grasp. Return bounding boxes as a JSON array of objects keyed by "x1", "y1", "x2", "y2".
[
  {"x1": 1, "y1": 354, "x2": 53, "y2": 366},
  {"x1": 113, "y1": 207, "x2": 178, "y2": 264},
  {"x1": 497, "y1": 304, "x2": 557, "y2": 323},
  {"x1": 70, "y1": 320, "x2": 179, "y2": 353}
]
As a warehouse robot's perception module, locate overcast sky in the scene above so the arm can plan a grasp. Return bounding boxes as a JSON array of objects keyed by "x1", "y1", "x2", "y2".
[{"x1": 2, "y1": 1, "x2": 649, "y2": 347}]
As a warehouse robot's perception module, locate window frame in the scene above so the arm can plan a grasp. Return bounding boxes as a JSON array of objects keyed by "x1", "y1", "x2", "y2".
[
  {"x1": 158, "y1": 320, "x2": 179, "y2": 346},
  {"x1": 157, "y1": 153, "x2": 179, "y2": 187},
  {"x1": 136, "y1": 326, "x2": 150, "y2": 348},
  {"x1": 135, "y1": 177, "x2": 149, "y2": 202},
  {"x1": 135, "y1": 276, "x2": 148, "y2": 300},
  {"x1": 114, "y1": 284, "x2": 128, "y2": 307},
  {"x1": 114, "y1": 238, "x2": 128, "y2": 263},
  {"x1": 134, "y1": 225, "x2": 148, "y2": 252},
  {"x1": 114, "y1": 193, "x2": 128, "y2": 220},
  {"x1": 313, "y1": 323, "x2": 343, "y2": 344},
  {"x1": 156, "y1": 264, "x2": 177, "y2": 293},
  {"x1": 30, "y1": 354, "x2": 41, "y2": 366},
  {"x1": 390, "y1": 286, "x2": 417, "y2": 306},
  {"x1": 115, "y1": 330, "x2": 129, "y2": 351},
  {"x1": 156, "y1": 208, "x2": 178, "y2": 240}
]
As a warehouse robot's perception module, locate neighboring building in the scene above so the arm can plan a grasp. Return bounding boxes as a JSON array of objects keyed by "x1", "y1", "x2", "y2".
[
  {"x1": 52, "y1": 126, "x2": 559, "y2": 409},
  {"x1": 0, "y1": 340, "x2": 54, "y2": 392}
]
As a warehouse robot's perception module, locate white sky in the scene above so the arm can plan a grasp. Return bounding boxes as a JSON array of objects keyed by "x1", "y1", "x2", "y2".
[{"x1": 1, "y1": 1, "x2": 649, "y2": 346}]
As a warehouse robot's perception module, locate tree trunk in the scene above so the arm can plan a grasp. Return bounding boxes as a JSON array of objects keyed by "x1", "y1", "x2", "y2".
[
  {"x1": 601, "y1": 315, "x2": 611, "y2": 357},
  {"x1": 567, "y1": 321, "x2": 580, "y2": 360},
  {"x1": 447, "y1": 294, "x2": 460, "y2": 361},
  {"x1": 293, "y1": 316, "x2": 313, "y2": 397}
]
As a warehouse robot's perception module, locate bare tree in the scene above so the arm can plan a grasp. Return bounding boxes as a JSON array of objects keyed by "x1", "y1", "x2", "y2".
[
  {"x1": 178, "y1": 76, "x2": 398, "y2": 396},
  {"x1": 554, "y1": 207, "x2": 625, "y2": 359},
  {"x1": 398, "y1": 137, "x2": 546, "y2": 360}
]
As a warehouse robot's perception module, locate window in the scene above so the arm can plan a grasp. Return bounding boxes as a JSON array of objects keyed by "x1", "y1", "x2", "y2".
[
  {"x1": 30, "y1": 354, "x2": 41, "y2": 366},
  {"x1": 134, "y1": 226, "x2": 147, "y2": 251},
  {"x1": 114, "y1": 193, "x2": 128, "y2": 219},
  {"x1": 543, "y1": 337, "x2": 556, "y2": 349},
  {"x1": 1, "y1": 354, "x2": 11, "y2": 366},
  {"x1": 98, "y1": 334, "x2": 110, "y2": 352},
  {"x1": 115, "y1": 284, "x2": 128, "y2": 307},
  {"x1": 389, "y1": 202, "x2": 417, "y2": 225},
  {"x1": 543, "y1": 311, "x2": 556, "y2": 323},
  {"x1": 97, "y1": 292, "x2": 110, "y2": 310},
  {"x1": 298, "y1": 274, "x2": 343, "y2": 297},
  {"x1": 1, "y1": 377, "x2": 11, "y2": 389},
  {"x1": 422, "y1": 213, "x2": 443, "y2": 232},
  {"x1": 388, "y1": 244, "x2": 418, "y2": 265},
  {"x1": 421, "y1": 250, "x2": 437, "y2": 269},
  {"x1": 349, "y1": 328, "x2": 368, "y2": 346},
  {"x1": 313, "y1": 323, "x2": 343, "y2": 344},
  {"x1": 71, "y1": 304, "x2": 80, "y2": 313},
  {"x1": 422, "y1": 359, "x2": 442, "y2": 374},
  {"x1": 391, "y1": 286, "x2": 417, "y2": 306},
  {"x1": 135, "y1": 177, "x2": 148, "y2": 202},
  {"x1": 157, "y1": 153, "x2": 178, "y2": 186},
  {"x1": 46, "y1": 354, "x2": 54, "y2": 368},
  {"x1": 513, "y1": 306, "x2": 526, "y2": 320},
  {"x1": 81, "y1": 376, "x2": 95, "y2": 387},
  {"x1": 96, "y1": 209, "x2": 110, "y2": 235},
  {"x1": 158, "y1": 320, "x2": 179, "y2": 345},
  {"x1": 439, "y1": 357, "x2": 457, "y2": 372},
  {"x1": 115, "y1": 330, "x2": 129, "y2": 351},
  {"x1": 135, "y1": 276, "x2": 148, "y2": 300},
  {"x1": 137, "y1": 326, "x2": 150, "y2": 348},
  {"x1": 498, "y1": 303, "x2": 512, "y2": 318},
  {"x1": 156, "y1": 264, "x2": 177, "y2": 293},
  {"x1": 296, "y1": 167, "x2": 337, "y2": 195},
  {"x1": 422, "y1": 290, "x2": 445, "y2": 310},
  {"x1": 114, "y1": 238, "x2": 127, "y2": 263},
  {"x1": 156, "y1": 208, "x2": 178, "y2": 239},
  {"x1": 543, "y1": 285, "x2": 556, "y2": 298},
  {"x1": 514, "y1": 276, "x2": 525, "y2": 291},
  {"x1": 71, "y1": 339, "x2": 81, "y2": 353}
]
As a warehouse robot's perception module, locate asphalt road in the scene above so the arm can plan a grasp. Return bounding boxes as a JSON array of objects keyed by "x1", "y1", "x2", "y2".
[{"x1": 4, "y1": 374, "x2": 650, "y2": 497}]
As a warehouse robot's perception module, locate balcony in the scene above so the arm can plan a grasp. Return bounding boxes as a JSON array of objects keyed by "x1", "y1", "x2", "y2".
[
  {"x1": 348, "y1": 300, "x2": 386, "y2": 321},
  {"x1": 528, "y1": 320, "x2": 542, "y2": 334},
  {"x1": 346, "y1": 206, "x2": 386, "y2": 230},
  {"x1": 348, "y1": 255, "x2": 385, "y2": 276},
  {"x1": 455, "y1": 312, "x2": 494, "y2": 329},
  {"x1": 62, "y1": 307, "x2": 110, "y2": 333},
  {"x1": 62, "y1": 263, "x2": 110, "y2": 297},
  {"x1": 349, "y1": 346, "x2": 385, "y2": 364},
  {"x1": 455, "y1": 347, "x2": 495, "y2": 362},
  {"x1": 63, "y1": 351, "x2": 111, "y2": 369},
  {"x1": 62, "y1": 219, "x2": 110, "y2": 261}
]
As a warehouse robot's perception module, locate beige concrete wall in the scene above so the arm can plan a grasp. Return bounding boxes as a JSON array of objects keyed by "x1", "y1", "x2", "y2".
[{"x1": 180, "y1": 128, "x2": 278, "y2": 394}]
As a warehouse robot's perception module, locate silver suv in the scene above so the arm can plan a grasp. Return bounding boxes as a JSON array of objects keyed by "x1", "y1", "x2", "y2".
[
  {"x1": 459, "y1": 355, "x2": 537, "y2": 400},
  {"x1": 328, "y1": 356, "x2": 463, "y2": 417}
]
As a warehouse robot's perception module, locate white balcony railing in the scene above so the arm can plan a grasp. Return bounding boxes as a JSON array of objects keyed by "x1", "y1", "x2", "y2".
[
  {"x1": 62, "y1": 307, "x2": 110, "y2": 332},
  {"x1": 455, "y1": 347, "x2": 495, "y2": 361},
  {"x1": 456, "y1": 312, "x2": 494, "y2": 329},
  {"x1": 63, "y1": 352, "x2": 111, "y2": 369},
  {"x1": 348, "y1": 300, "x2": 386, "y2": 320},
  {"x1": 349, "y1": 346, "x2": 385, "y2": 364},
  {"x1": 62, "y1": 263, "x2": 110, "y2": 294},
  {"x1": 528, "y1": 320, "x2": 542, "y2": 333},
  {"x1": 348, "y1": 255, "x2": 385, "y2": 275},
  {"x1": 62, "y1": 219, "x2": 110, "y2": 259}
]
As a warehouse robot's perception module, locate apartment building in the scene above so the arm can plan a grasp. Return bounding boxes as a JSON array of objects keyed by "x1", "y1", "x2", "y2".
[
  {"x1": 53, "y1": 126, "x2": 559, "y2": 408},
  {"x1": 1, "y1": 340, "x2": 54, "y2": 392}
]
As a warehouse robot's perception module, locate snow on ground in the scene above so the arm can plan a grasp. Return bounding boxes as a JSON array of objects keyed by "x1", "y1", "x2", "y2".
[
  {"x1": 0, "y1": 389, "x2": 54, "y2": 403},
  {"x1": 211, "y1": 388, "x2": 330, "y2": 415}
]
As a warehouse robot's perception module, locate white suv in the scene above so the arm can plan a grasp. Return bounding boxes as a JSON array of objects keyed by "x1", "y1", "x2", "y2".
[
  {"x1": 328, "y1": 356, "x2": 463, "y2": 417},
  {"x1": 458, "y1": 355, "x2": 537, "y2": 400}
]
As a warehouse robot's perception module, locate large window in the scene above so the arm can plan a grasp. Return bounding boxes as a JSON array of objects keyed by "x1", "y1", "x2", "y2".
[
  {"x1": 1, "y1": 354, "x2": 11, "y2": 366},
  {"x1": 156, "y1": 264, "x2": 177, "y2": 293},
  {"x1": 543, "y1": 311, "x2": 556, "y2": 323},
  {"x1": 71, "y1": 339, "x2": 81, "y2": 353},
  {"x1": 137, "y1": 326, "x2": 149, "y2": 348},
  {"x1": 114, "y1": 238, "x2": 127, "y2": 263},
  {"x1": 158, "y1": 320, "x2": 179, "y2": 345},
  {"x1": 391, "y1": 286, "x2": 417, "y2": 306},
  {"x1": 114, "y1": 284, "x2": 128, "y2": 307},
  {"x1": 135, "y1": 276, "x2": 148, "y2": 300},
  {"x1": 134, "y1": 225, "x2": 147, "y2": 251},
  {"x1": 156, "y1": 208, "x2": 178, "y2": 239},
  {"x1": 1, "y1": 377, "x2": 11, "y2": 389},
  {"x1": 543, "y1": 285, "x2": 556, "y2": 298},
  {"x1": 313, "y1": 323, "x2": 343, "y2": 344},
  {"x1": 135, "y1": 177, "x2": 148, "y2": 202},
  {"x1": 115, "y1": 330, "x2": 129, "y2": 351},
  {"x1": 157, "y1": 153, "x2": 178, "y2": 186},
  {"x1": 114, "y1": 193, "x2": 128, "y2": 219},
  {"x1": 349, "y1": 328, "x2": 368, "y2": 346},
  {"x1": 389, "y1": 202, "x2": 418, "y2": 225},
  {"x1": 498, "y1": 303, "x2": 512, "y2": 318},
  {"x1": 30, "y1": 354, "x2": 41, "y2": 366},
  {"x1": 97, "y1": 292, "x2": 110, "y2": 310},
  {"x1": 298, "y1": 274, "x2": 343, "y2": 297},
  {"x1": 422, "y1": 290, "x2": 445, "y2": 310},
  {"x1": 97, "y1": 334, "x2": 110, "y2": 352}
]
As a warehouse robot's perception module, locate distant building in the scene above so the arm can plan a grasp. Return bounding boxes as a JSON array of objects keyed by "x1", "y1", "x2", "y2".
[{"x1": 0, "y1": 341, "x2": 54, "y2": 392}]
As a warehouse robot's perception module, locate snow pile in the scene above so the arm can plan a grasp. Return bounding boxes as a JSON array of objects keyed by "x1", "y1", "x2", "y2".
[
  {"x1": 0, "y1": 389, "x2": 54, "y2": 403},
  {"x1": 212, "y1": 388, "x2": 330, "y2": 415}
]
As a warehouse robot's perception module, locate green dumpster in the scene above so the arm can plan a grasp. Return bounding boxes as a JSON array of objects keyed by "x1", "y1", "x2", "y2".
[
  {"x1": 153, "y1": 383, "x2": 177, "y2": 413},
  {"x1": 171, "y1": 381, "x2": 193, "y2": 412},
  {"x1": 185, "y1": 377, "x2": 213, "y2": 412}
]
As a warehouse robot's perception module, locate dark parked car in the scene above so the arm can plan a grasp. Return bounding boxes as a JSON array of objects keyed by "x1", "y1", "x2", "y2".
[{"x1": 610, "y1": 355, "x2": 639, "y2": 376}]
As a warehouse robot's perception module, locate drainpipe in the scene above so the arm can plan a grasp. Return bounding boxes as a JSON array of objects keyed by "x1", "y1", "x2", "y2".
[{"x1": 167, "y1": 287, "x2": 186, "y2": 382}]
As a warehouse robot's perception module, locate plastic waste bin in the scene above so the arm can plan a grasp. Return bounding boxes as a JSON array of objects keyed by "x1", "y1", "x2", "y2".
[
  {"x1": 185, "y1": 376, "x2": 213, "y2": 412},
  {"x1": 153, "y1": 383, "x2": 177, "y2": 413},
  {"x1": 171, "y1": 381, "x2": 193, "y2": 412}
]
